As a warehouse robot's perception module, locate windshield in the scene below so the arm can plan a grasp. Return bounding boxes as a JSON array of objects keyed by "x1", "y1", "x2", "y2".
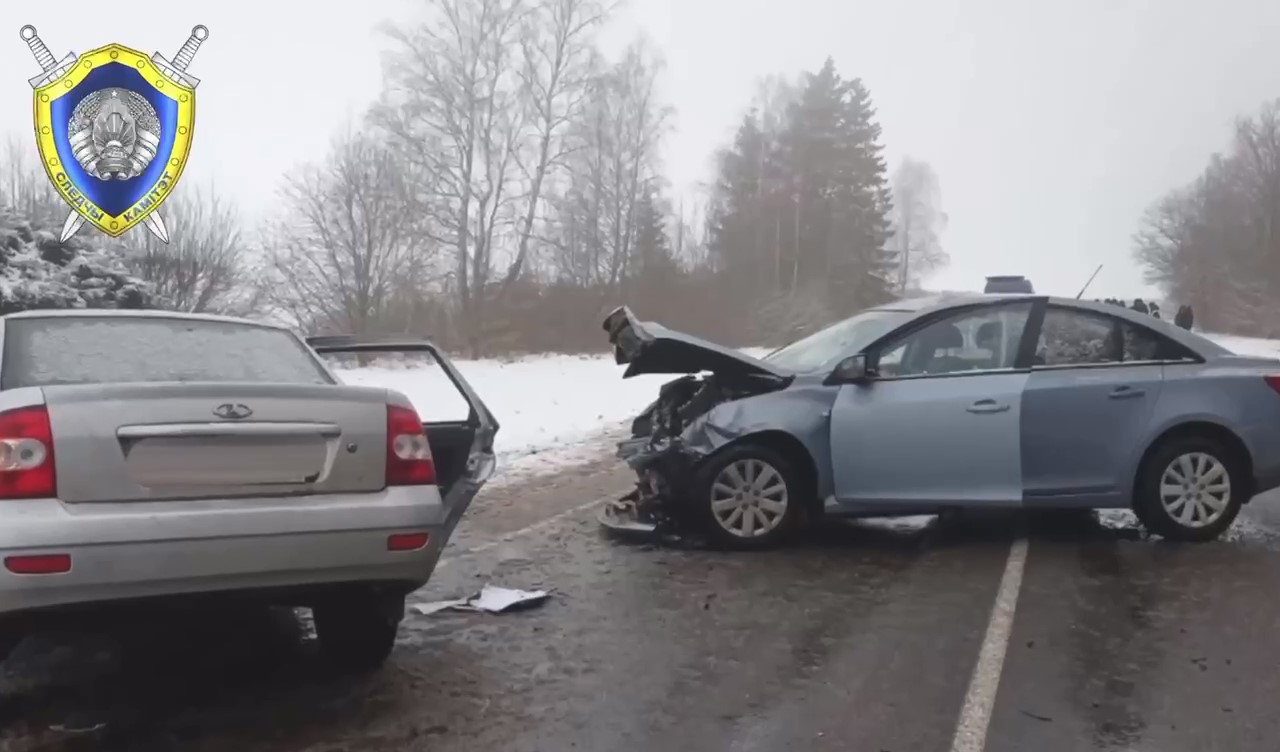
[{"x1": 764, "y1": 309, "x2": 911, "y2": 372}]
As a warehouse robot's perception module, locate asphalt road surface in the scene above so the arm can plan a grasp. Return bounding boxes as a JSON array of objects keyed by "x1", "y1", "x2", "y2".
[{"x1": 6, "y1": 453, "x2": 1280, "y2": 752}]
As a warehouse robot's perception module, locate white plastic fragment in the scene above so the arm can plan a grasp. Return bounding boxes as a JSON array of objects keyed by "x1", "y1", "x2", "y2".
[{"x1": 410, "y1": 585, "x2": 551, "y2": 615}]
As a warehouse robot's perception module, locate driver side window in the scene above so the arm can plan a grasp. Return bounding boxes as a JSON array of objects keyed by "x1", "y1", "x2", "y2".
[{"x1": 876, "y1": 304, "x2": 1032, "y2": 378}]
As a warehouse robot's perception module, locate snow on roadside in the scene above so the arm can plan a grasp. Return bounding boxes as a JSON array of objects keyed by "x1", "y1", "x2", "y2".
[
  {"x1": 332, "y1": 348, "x2": 772, "y2": 482},
  {"x1": 1205, "y1": 333, "x2": 1280, "y2": 359},
  {"x1": 334, "y1": 354, "x2": 666, "y2": 479}
]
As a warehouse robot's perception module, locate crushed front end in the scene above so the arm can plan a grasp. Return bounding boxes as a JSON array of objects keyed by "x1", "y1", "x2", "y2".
[
  {"x1": 598, "y1": 374, "x2": 774, "y2": 537},
  {"x1": 597, "y1": 306, "x2": 793, "y2": 538}
]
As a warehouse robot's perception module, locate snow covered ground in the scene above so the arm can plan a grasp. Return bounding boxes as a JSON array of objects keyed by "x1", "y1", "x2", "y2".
[
  {"x1": 1203, "y1": 333, "x2": 1280, "y2": 359},
  {"x1": 334, "y1": 354, "x2": 667, "y2": 483},
  {"x1": 327, "y1": 332, "x2": 1276, "y2": 488},
  {"x1": 330, "y1": 348, "x2": 771, "y2": 484}
]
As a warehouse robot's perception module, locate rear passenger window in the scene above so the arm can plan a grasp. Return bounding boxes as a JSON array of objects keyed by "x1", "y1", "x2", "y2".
[
  {"x1": 1122, "y1": 323, "x2": 1161, "y2": 361},
  {"x1": 1036, "y1": 309, "x2": 1192, "y2": 367},
  {"x1": 1036, "y1": 309, "x2": 1121, "y2": 366}
]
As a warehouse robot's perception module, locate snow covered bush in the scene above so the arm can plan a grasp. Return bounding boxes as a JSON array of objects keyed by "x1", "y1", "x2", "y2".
[{"x1": 0, "y1": 207, "x2": 160, "y2": 315}]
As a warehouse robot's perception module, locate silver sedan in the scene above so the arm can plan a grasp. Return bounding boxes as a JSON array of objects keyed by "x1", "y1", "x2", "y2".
[
  {"x1": 0, "y1": 311, "x2": 497, "y2": 671},
  {"x1": 602, "y1": 294, "x2": 1280, "y2": 548}
]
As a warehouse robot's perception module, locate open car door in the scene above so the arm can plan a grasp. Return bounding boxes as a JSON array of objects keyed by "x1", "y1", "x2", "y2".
[{"x1": 305, "y1": 336, "x2": 499, "y2": 540}]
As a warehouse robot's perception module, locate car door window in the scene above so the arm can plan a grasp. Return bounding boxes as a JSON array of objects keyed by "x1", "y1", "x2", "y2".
[
  {"x1": 877, "y1": 304, "x2": 1031, "y2": 378},
  {"x1": 1123, "y1": 322, "x2": 1197, "y2": 362},
  {"x1": 1036, "y1": 308, "x2": 1187, "y2": 367},
  {"x1": 1122, "y1": 322, "x2": 1162, "y2": 362},
  {"x1": 1035, "y1": 308, "x2": 1124, "y2": 366}
]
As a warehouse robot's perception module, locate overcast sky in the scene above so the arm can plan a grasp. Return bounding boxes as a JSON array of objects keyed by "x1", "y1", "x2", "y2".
[{"x1": 4, "y1": 0, "x2": 1279, "y2": 300}]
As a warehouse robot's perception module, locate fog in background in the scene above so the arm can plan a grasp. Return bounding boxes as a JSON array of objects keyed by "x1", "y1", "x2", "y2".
[{"x1": 2, "y1": 0, "x2": 1279, "y2": 349}]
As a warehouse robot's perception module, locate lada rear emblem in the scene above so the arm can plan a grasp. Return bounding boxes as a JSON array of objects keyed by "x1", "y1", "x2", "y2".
[{"x1": 212, "y1": 403, "x2": 252, "y2": 420}]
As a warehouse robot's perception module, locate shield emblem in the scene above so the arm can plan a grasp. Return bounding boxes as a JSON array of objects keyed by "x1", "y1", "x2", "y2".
[
  {"x1": 20, "y1": 25, "x2": 209, "y2": 243},
  {"x1": 32, "y1": 43, "x2": 195, "y2": 238}
]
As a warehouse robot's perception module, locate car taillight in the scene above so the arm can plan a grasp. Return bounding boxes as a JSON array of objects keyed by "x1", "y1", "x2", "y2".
[
  {"x1": 386, "y1": 404, "x2": 435, "y2": 486},
  {"x1": 1266, "y1": 376, "x2": 1280, "y2": 395},
  {"x1": 0, "y1": 405, "x2": 55, "y2": 499}
]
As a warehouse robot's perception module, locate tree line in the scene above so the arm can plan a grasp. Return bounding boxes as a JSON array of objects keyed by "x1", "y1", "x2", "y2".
[
  {"x1": 1135, "y1": 99, "x2": 1280, "y2": 337},
  {"x1": 0, "y1": 0, "x2": 949, "y2": 355}
]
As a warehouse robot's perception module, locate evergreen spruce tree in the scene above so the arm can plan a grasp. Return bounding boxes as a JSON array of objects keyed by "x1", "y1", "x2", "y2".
[
  {"x1": 708, "y1": 112, "x2": 766, "y2": 286},
  {"x1": 780, "y1": 58, "x2": 895, "y2": 314},
  {"x1": 0, "y1": 206, "x2": 158, "y2": 314}
]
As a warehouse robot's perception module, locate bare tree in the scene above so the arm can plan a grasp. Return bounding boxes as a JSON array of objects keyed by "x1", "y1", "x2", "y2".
[
  {"x1": 374, "y1": 0, "x2": 523, "y2": 353},
  {"x1": 1135, "y1": 100, "x2": 1280, "y2": 335},
  {"x1": 0, "y1": 138, "x2": 64, "y2": 226},
  {"x1": 544, "y1": 41, "x2": 669, "y2": 293},
  {"x1": 374, "y1": 0, "x2": 610, "y2": 354},
  {"x1": 119, "y1": 185, "x2": 258, "y2": 315},
  {"x1": 264, "y1": 133, "x2": 436, "y2": 336},
  {"x1": 500, "y1": 0, "x2": 611, "y2": 293},
  {"x1": 888, "y1": 157, "x2": 947, "y2": 294}
]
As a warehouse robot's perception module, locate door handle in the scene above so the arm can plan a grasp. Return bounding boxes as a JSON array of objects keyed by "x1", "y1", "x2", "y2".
[
  {"x1": 967, "y1": 399, "x2": 1010, "y2": 414},
  {"x1": 1108, "y1": 386, "x2": 1146, "y2": 399}
]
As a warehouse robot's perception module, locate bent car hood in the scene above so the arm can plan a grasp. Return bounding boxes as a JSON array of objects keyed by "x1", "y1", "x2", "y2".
[{"x1": 602, "y1": 306, "x2": 791, "y2": 380}]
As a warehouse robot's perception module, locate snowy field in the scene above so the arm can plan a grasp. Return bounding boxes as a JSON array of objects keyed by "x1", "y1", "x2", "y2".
[
  {"x1": 329, "y1": 348, "x2": 771, "y2": 484},
  {"x1": 1204, "y1": 334, "x2": 1280, "y2": 359},
  {"x1": 327, "y1": 333, "x2": 1276, "y2": 487}
]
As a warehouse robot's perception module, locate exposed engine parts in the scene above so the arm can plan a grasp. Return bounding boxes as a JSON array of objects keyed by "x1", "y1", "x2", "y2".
[{"x1": 602, "y1": 373, "x2": 783, "y2": 537}]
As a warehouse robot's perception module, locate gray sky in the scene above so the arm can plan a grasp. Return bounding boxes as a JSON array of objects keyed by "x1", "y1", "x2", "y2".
[{"x1": 4, "y1": 0, "x2": 1280, "y2": 300}]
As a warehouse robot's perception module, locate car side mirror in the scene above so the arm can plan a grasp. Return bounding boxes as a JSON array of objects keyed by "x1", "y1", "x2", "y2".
[{"x1": 826, "y1": 353, "x2": 872, "y2": 385}]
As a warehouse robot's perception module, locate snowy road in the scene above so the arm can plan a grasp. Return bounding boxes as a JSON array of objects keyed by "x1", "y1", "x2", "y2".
[
  {"x1": 6, "y1": 334, "x2": 1280, "y2": 750},
  {"x1": 8, "y1": 448, "x2": 1280, "y2": 752}
]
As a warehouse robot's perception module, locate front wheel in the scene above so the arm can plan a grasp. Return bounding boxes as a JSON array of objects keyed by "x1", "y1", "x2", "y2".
[
  {"x1": 692, "y1": 444, "x2": 803, "y2": 550},
  {"x1": 1133, "y1": 435, "x2": 1244, "y2": 542},
  {"x1": 313, "y1": 590, "x2": 405, "y2": 673}
]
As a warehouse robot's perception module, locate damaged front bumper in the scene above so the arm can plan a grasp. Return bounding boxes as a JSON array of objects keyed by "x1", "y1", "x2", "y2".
[{"x1": 597, "y1": 436, "x2": 700, "y2": 537}]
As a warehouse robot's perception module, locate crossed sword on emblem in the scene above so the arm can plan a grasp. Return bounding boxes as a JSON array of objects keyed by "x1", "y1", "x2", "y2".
[{"x1": 19, "y1": 25, "x2": 209, "y2": 244}]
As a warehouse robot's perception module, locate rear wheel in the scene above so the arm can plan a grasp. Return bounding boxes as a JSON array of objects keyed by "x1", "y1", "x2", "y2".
[
  {"x1": 313, "y1": 590, "x2": 404, "y2": 672},
  {"x1": 693, "y1": 443, "x2": 803, "y2": 550},
  {"x1": 1133, "y1": 435, "x2": 1244, "y2": 542}
]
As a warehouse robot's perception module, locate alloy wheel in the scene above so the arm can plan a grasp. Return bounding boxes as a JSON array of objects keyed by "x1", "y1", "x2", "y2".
[
  {"x1": 709, "y1": 458, "x2": 789, "y2": 538},
  {"x1": 1159, "y1": 451, "x2": 1231, "y2": 529}
]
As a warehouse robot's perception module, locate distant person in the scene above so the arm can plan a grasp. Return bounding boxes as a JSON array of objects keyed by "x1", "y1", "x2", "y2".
[
  {"x1": 1132, "y1": 298, "x2": 1149, "y2": 315},
  {"x1": 1175, "y1": 304, "x2": 1194, "y2": 330},
  {"x1": 1149, "y1": 302, "x2": 1161, "y2": 319}
]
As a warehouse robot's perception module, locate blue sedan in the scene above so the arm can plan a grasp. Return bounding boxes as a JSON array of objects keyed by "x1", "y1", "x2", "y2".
[{"x1": 602, "y1": 294, "x2": 1280, "y2": 548}]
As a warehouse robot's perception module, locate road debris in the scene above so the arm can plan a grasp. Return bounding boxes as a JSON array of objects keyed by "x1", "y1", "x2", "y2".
[
  {"x1": 49, "y1": 721, "x2": 107, "y2": 734},
  {"x1": 411, "y1": 585, "x2": 551, "y2": 615}
]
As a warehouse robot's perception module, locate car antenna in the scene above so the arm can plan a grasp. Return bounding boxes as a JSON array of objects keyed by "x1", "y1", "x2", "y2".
[{"x1": 1075, "y1": 264, "x2": 1103, "y2": 299}]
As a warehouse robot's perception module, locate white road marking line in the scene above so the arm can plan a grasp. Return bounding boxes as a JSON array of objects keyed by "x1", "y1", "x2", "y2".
[
  {"x1": 949, "y1": 537, "x2": 1029, "y2": 752},
  {"x1": 433, "y1": 494, "x2": 616, "y2": 571}
]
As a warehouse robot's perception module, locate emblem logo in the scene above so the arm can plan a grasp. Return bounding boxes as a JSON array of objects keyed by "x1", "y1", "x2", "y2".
[
  {"x1": 18, "y1": 24, "x2": 210, "y2": 243},
  {"x1": 212, "y1": 403, "x2": 253, "y2": 420}
]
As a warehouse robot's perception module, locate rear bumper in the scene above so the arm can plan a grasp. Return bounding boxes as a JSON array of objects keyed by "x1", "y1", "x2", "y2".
[{"x1": 0, "y1": 486, "x2": 449, "y2": 617}]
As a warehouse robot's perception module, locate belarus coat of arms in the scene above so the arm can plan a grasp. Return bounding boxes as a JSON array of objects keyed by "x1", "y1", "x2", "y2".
[{"x1": 18, "y1": 25, "x2": 210, "y2": 243}]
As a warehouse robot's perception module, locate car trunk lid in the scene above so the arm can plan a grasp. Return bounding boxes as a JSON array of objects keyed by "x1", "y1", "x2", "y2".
[{"x1": 45, "y1": 382, "x2": 392, "y2": 503}]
